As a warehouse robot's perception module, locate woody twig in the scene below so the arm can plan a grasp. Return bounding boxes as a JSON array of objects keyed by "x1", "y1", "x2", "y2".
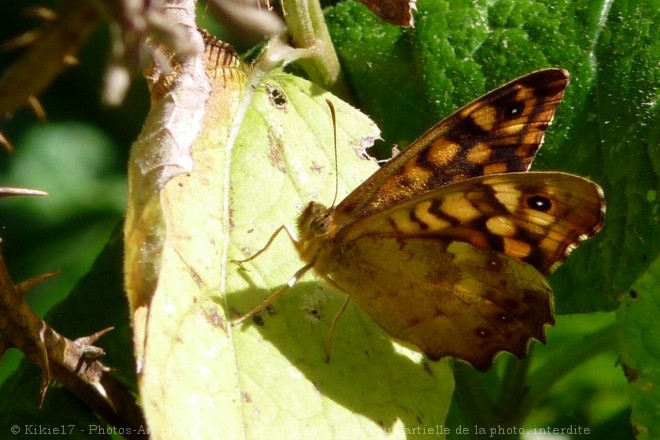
[{"x1": 0, "y1": 188, "x2": 146, "y2": 438}]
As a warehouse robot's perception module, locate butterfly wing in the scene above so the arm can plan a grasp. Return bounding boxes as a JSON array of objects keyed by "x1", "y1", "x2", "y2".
[
  {"x1": 318, "y1": 173, "x2": 601, "y2": 369},
  {"x1": 333, "y1": 68, "x2": 570, "y2": 226},
  {"x1": 337, "y1": 172, "x2": 605, "y2": 274},
  {"x1": 321, "y1": 237, "x2": 553, "y2": 371}
]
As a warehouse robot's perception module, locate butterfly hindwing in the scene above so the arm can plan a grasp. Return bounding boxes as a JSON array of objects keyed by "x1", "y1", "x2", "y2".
[
  {"x1": 320, "y1": 237, "x2": 554, "y2": 371},
  {"x1": 339, "y1": 172, "x2": 604, "y2": 274}
]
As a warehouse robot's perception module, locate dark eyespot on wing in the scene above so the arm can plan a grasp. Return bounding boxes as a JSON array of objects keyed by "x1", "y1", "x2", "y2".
[{"x1": 527, "y1": 195, "x2": 552, "y2": 212}]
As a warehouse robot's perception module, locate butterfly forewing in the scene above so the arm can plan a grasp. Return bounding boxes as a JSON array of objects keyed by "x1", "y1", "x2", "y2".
[{"x1": 333, "y1": 68, "x2": 570, "y2": 227}]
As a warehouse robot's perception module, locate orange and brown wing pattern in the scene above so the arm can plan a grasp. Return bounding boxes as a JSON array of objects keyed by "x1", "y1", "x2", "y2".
[
  {"x1": 333, "y1": 69, "x2": 570, "y2": 227},
  {"x1": 324, "y1": 237, "x2": 554, "y2": 371},
  {"x1": 339, "y1": 172, "x2": 605, "y2": 274}
]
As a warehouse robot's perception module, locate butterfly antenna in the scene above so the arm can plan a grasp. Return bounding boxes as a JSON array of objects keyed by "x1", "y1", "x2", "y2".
[{"x1": 326, "y1": 99, "x2": 340, "y2": 208}]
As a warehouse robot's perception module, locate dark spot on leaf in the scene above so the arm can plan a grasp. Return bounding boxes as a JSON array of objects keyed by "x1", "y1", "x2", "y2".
[
  {"x1": 305, "y1": 308, "x2": 321, "y2": 320},
  {"x1": 206, "y1": 308, "x2": 225, "y2": 330},
  {"x1": 310, "y1": 161, "x2": 324, "y2": 174},
  {"x1": 269, "y1": 144, "x2": 286, "y2": 173},
  {"x1": 265, "y1": 83, "x2": 288, "y2": 109},
  {"x1": 423, "y1": 361, "x2": 434, "y2": 376}
]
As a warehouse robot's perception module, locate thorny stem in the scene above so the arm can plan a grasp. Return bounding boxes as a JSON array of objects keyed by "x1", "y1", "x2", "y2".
[
  {"x1": 0, "y1": 249, "x2": 145, "y2": 437},
  {"x1": 0, "y1": 0, "x2": 100, "y2": 117}
]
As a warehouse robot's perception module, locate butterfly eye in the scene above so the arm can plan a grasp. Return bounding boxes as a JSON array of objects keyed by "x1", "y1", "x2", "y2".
[
  {"x1": 527, "y1": 195, "x2": 552, "y2": 212},
  {"x1": 310, "y1": 213, "x2": 333, "y2": 236}
]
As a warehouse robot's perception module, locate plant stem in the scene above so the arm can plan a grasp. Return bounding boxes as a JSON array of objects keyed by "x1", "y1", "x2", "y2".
[{"x1": 282, "y1": 0, "x2": 352, "y2": 100}]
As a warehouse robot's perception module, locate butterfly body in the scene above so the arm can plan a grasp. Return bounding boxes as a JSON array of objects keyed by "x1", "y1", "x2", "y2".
[{"x1": 239, "y1": 68, "x2": 605, "y2": 371}]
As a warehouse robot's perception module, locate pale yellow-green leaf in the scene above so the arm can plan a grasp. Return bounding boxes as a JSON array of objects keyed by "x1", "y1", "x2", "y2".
[
  {"x1": 124, "y1": 38, "x2": 246, "y2": 439},
  {"x1": 125, "y1": 40, "x2": 453, "y2": 438},
  {"x1": 227, "y1": 71, "x2": 453, "y2": 439}
]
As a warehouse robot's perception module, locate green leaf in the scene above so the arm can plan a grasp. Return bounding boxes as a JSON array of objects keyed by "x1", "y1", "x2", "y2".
[
  {"x1": 226, "y1": 71, "x2": 453, "y2": 438},
  {"x1": 617, "y1": 256, "x2": 660, "y2": 440},
  {"x1": 326, "y1": 0, "x2": 660, "y2": 314}
]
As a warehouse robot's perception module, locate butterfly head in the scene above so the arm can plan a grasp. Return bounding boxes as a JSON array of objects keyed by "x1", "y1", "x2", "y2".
[
  {"x1": 295, "y1": 202, "x2": 335, "y2": 263},
  {"x1": 298, "y1": 202, "x2": 333, "y2": 236}
]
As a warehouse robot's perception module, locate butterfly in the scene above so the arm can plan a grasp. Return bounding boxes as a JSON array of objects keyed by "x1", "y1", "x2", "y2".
[{"x1": 235, "y1": 68, "x2": 605, "y2": 371}]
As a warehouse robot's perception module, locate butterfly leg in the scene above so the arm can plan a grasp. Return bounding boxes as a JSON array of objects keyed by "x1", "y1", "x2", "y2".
[
  {"x1": 231, "y1": 262, "x2": 315, "y2": 325},
  {"x1": 325, "y1": 295, "x2": 350, "y2": 362},
  {"x1": 320, "y1": 276, "x2": 355, "y2": 362},
  {"x1": 233, "y1": 224, "x2": 298, "y2": 264}
]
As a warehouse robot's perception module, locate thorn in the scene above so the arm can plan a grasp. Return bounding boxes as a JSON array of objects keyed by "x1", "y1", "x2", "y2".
[
  {"x1": 80, "y1": 327, "x2": 114, "y2": 346},
  {"x1": 92, "y1": 381, "x2": 115, "y2": 411},
  {"x1": 24, "y1": 6, "x2": 58, "y2": 22},
  {"x1": 37, "y1": 323, "x2": 51, "y2": 408},
  {"x1": 62, "y1": 54, "x2": 79, "y2": 66},
  {"x1": 16, "y1": 270, "x2": 60, "y2": 295},
  {"x1": 102, "y1": 63, "x2": 130, "y2": 106},
  {"x1": 0, "y1": 132, "x2": 15, "y2": 153},
  {"x1": 39, "y1": 374, "x2": 51, "y2": 408},
  {"x1": 0, "y1": 187, "x2": 48, "y2": 198},
  {"x1": 27, "y1": 96, "x2": 46, "y2": 122},
  {"x1": 70, "y1": 327, "x2": 115, "y2": 371},
  {"x1": 1, "y1": 29, "x2": 41, "y2": 51}
]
